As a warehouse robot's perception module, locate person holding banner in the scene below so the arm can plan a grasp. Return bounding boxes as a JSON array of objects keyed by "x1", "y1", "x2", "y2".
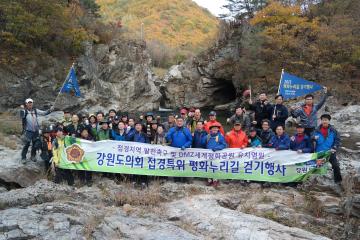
[
  {"x1": 313, "y1": 114, "x2": 342, "y2": 183},
  {"x1": 290, "y1": 87, "x2": 328, "y2": 136},
  {"x1": 192, "y1": 121, "x2": 207, "y2": 148},
  {"x1": 267, "y1": 125, "x2": 290, "y2": 150},
  {"x1": 257, "y1": 119, "x2": 275, "y2": 147},
  {"x1": 290, "y1": 124, "x2": 313, "y2": 153},
  {"x1": 225, "y1": 121, "x2": 248, "y2": 149},
  {"x1": 270, "y1": 95, "x2": 288, "y2": 131},
  {"x1": 166, "y1": 117, "x2": 193, "y2": 150},
  {"x1": 204, "y1": 124, "x2": 227, "y2": 187},
  {"x1": 52, "y1": 127, "x2": 74, "y2": 186}
]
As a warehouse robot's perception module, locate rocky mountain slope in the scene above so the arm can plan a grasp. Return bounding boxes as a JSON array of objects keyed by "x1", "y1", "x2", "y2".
[{"x1": 0, "y1": 40, "x2": 161, "y2": 113}]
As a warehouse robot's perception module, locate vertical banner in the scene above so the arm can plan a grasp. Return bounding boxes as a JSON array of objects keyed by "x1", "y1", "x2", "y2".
[{"x1": 58, "y1": 137, "x2": 329, "y2": 183}]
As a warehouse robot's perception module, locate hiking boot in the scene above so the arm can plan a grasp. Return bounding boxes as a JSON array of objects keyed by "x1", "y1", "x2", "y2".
[
  {"x1": 31, "y1": 156, "x2": 37, "y2": 162},
  {"x1": 21, "y1": 158, "x2": 27, "y2": 164}
]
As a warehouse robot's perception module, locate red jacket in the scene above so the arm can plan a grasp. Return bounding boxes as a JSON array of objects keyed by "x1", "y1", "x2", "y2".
[
  {"x1": 225, "y1": 129, "x2": 248, "y2": 148},
  {"x1": 204, "y1": 120, "x2": 225, "y2": 136}
]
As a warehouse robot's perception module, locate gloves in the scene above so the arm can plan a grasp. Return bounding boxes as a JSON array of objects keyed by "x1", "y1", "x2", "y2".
[{"x1": 181, "y1": 146, "x2": 186, "y2": 151}]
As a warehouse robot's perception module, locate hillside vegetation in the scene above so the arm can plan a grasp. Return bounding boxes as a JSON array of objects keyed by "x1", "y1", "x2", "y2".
[
  {"x1": 218, "y1": 0, "x2": 360, "y2": 101},
  {"x1": 96, "y1": 0, "x2": 220, "y2": 67}
]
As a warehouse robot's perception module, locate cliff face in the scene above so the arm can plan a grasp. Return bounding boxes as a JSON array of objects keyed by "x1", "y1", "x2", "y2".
[
  {"x1": 160, "y1": 27, "x2": 243, "y2": 109},
  {"x1": 0, "y1": 40, "x2": 161, "y2": 113}
]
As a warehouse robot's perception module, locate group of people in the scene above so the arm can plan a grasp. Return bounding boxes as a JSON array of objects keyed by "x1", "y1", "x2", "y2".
[{"x1": 20, "y1": 86, "x2": 342, "y2": 187}]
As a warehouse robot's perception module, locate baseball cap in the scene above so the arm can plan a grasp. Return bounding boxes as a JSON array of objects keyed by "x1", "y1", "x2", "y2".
[
  {"x1": 234, "y1": 120, "x2": 242, "y2": 125},
  {"x1": 209, "y1": 111, "x2": 216, "y2": 116},
  {"x1": 25, "y1": 98, "x2": 33, "y2": 103}
]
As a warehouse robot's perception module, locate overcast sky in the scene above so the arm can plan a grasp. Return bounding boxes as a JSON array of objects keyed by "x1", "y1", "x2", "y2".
[{"x1": 192, "y1": 0, "x2": 229, "y2": 17}]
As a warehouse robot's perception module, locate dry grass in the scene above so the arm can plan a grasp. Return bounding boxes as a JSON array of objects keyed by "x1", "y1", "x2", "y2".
[
  {"x1": 0, "y1": 112, "x2": 22, "y2": 136},
  {"x1": 153, "y1": 67, "x2": 168, "y2": 78},
  {"x1": 0, "y1": 132, "x2": 18, "y2": 149},
  {"x1": 82, "y1": 215, "x2": 105, "y2": 239},
  {"x1": 115, "y1": 181, "x2": 163, "y2": 207}
]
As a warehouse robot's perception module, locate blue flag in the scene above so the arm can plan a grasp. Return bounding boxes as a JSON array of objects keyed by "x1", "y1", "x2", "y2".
[
  {"x1": 60, "y1": 66, "x2": 81, "y2": 97},
  {"x1": 278, "y1": 71, "x2": 323, "y2": 100}
]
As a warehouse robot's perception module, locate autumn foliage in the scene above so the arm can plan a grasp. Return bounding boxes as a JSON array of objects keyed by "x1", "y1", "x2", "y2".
[{"x1": 96, "y1": 0, "x2": 219, "y2": 67}]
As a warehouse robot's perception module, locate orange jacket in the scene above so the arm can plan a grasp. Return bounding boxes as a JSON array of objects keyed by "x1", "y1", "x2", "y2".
[
  {"x1": 225, "y1": 129, "x2": 248, "y2": 148},
  {"x1": 204, "y1": 120, "x2": 225, "y2": 136}
]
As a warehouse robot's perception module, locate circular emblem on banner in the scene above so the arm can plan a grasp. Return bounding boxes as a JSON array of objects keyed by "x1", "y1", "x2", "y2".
[{"x1": 65, "y1": 144, "x2": 85, "y2": 163}]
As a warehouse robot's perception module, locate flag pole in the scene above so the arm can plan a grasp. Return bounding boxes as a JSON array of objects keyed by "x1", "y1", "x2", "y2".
[
  {"x1": 277, "y1": 69, "x2": 284, "y2": 95},
  {"x1": 53, "y1": 62, "x2": 75, "y2": 109}
]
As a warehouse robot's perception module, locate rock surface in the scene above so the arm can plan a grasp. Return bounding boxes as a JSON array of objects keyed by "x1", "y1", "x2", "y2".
[
  {"x1": 0, "y1": 40, "x2": 161, "y2": 113},
  {"x1": 0, "y1": 180, "x2": 336, "y2": 240},
  {"x1": 160, "y1": 30, "x2": 242, "y2": 109}
]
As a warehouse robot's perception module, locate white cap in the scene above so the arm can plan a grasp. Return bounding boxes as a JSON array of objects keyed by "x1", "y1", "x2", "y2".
[{"x1": 25, "y1": 98, "x2": 33, "y2": 103}]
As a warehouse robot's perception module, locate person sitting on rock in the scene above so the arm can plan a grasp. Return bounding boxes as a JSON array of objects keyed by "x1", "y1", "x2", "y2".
[
  {"x1": 227, "y1": 106, "x2": 251, "y2": 133},
  {"x1": 257, "y1": 119, "x2": 275, "y2": 147},
  {"x1": 290, "y1": 87, "x2": 328, "y2": 136},
  {"x1": 313, "y1": 114, "x2": 342, "y2": 183},
  {"x1": 248, "y1": 127, "x2": 262, "y2": 148},
  {"x1": 225, "y1": 121, "x2": 248, "y2": 149},
  {"x1": 290, "y1": 124, "x2": 313, "y2": 153},
  {"x1": 20, "y1": 98, "x2": 54, "y2": 164},
  {"x1": 96, "y1": 119, "x2": 111, "y2": 141},
  {"x1": 266, "y1": 125, "x2": 290, "y2": 150},
  {"x1": 203, "y1": 124, "x2": 227, "y2": 187},
  {"x1": 204, "y1": 111, "x2": 225, "y2": 136},
  {"x1": 192, "y1": 121, "x2": 207, "y2": 148},
  {"x1": 51, "y1": 127, "x2": 74, "y2": 186}
]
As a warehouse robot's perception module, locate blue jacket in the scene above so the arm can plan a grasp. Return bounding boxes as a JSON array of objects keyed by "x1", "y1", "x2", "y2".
[
  {"x1": 203, "y1": 132, "x2": 227, "y2": 151},
  {"x1": 132, "y1": 131, "x2": 149, "y2": 143},
  {"x1": 290, "y1": 133, "x2": 313, "y2": 153},
  {"x1": 314, "y1": 125, "x2": 340, "y2": 152},
  {"x1": 291, "y1": 92, "x2": 327, "y2": 128},
  {"x1": 125, "y1": 127, "x2": 136, "y2": 141},
  {"x1": 111, "y1": 129, "x2": 126, "y2": 141},
  {"x1": 270, "y1": 104, "x2": 288, "y2": 130},
  {"x1": 267, "y1": 134, "x2": 290, "y2": 150},
  {"x1": 249, "y1": 135, "x2": 262, "y2": 147},
  {"x1": 166, "y1": 126, "x2": 193, "y2": 148},
  {"x1": 192, "y1": 130, "x2": 207, "y2": 148}
]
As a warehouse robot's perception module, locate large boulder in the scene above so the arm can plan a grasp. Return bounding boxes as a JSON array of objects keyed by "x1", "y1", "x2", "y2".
[
  {"x1": 0, "y1": 40, "x2": 161, "y2": 113},
  {"x1": 54, "y1": 40, "x2": 162, "y2": 113}
]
